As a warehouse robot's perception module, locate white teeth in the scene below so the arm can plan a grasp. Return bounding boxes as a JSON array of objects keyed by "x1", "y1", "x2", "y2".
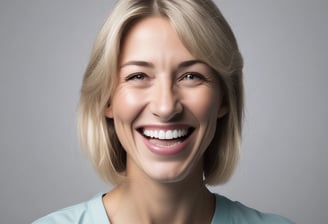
[
  {"x1": 159, "y1": 130, "x2": 165, "y2": 139},
  {"x1": 143, "y1": 129, "x2": 188, "y2": 140}
]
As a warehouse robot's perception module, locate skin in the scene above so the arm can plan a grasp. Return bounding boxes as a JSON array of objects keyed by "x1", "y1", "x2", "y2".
[{"x1": 104, "y1": 17, "x2": 227, "y2": 224}]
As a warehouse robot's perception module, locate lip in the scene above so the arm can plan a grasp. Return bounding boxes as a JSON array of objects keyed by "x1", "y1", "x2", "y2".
[{"x1": 137, "y1": 124, "x2": 195, "y2": 156}]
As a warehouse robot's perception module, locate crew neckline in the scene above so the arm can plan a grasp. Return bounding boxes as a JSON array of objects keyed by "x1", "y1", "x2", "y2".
[{"x1": 93, "y1": 192, "x2": 224, "y2": 224}]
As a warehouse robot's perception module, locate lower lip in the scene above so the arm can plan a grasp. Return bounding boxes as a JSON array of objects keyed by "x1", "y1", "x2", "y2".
[{"x1": 141, "y1": 132, "x2": 193, "y2": 156}]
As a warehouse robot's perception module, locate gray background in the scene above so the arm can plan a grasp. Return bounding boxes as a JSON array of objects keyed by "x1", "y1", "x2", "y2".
[{"x1": 0, "y1": 0, "x2": 327, "y2": 223}]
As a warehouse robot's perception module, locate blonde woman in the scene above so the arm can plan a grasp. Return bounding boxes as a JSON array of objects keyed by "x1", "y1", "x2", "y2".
[{"x1": 33, "y1": 0, "x2": 293, "y2": 223}]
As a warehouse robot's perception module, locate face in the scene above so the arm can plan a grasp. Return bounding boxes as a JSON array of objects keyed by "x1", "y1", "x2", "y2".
[{"x1": 106, "y1": 17, "x2": 226, "y2": 183}]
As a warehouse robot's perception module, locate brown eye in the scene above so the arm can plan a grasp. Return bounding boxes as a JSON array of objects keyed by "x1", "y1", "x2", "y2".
[
  {"x1": 183, "y1": 72, "x2": 202, "y2": 80},
  {"x1": 126, "y1": 72, "x2": 147, "y2": 81},
  {"x1": 181, "y1": 72, "x2": 206, "y2": 82},
  {"x1": 178, "y1": 72, "x2": 209, "y2": 87}
]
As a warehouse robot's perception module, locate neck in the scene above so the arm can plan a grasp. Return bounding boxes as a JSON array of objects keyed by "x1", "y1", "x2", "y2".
[{"x1": 104, "y1": 164, "x2": 215, "y2": 224}]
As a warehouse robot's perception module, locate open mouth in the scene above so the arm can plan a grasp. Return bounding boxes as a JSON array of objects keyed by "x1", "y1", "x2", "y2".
[
  {"x1": 137, "y1": 126, "x2": 195, "y2": 155},
  {"x1": 137, "y1": 127, "x2": 194, "y2": 141}
]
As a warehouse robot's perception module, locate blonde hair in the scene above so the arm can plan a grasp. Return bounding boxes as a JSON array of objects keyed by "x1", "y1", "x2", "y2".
[{"x1": 78, "y1": 0, "x2": 243, "y2": 185}]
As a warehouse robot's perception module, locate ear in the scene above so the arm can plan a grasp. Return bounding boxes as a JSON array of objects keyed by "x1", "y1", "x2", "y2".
[
  {"x1": 217, "y1": 105, "x2": 228, "y2": 118},
  {"x1": 105, "y1": 105, "x2": 113, "y2": 118}
]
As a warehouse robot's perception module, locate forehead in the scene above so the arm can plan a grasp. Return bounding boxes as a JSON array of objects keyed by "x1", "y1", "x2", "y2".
[{"x1": 119, "y1": 17, "x2": 194, "y2": 64}]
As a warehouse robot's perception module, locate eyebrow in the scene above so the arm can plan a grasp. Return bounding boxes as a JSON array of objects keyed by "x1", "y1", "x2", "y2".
[{"x1": 119, "y1": 59, "x2": 206, "y2": 69}]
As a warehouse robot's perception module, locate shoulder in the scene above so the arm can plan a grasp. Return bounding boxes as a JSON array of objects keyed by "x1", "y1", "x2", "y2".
[
  {"x1": 32, "y1": 193, "x2": 109, "y2": 224},
  {"x1": 213, "y1": 194, "x2": 294, "y2": 224},
  {"x1": 32, "y1": 203, "x2": 88, "y2": 224}
]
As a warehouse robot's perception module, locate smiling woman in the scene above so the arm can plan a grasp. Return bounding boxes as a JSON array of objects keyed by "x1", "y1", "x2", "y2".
[
  {"x1": 32, "y1": 0, "x2": 293, "y2": 223},
  {"x1": 104, "y1": 17, "x2": 225, "y2": 184}
]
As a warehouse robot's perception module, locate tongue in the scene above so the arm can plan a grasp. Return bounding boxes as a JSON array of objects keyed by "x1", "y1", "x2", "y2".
[{"x1": 149, "y1": 138, "x2": 182, "y2": 147}]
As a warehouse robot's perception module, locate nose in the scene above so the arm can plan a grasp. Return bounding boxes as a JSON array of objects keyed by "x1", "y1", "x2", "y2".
[{"x1": 150, "y1": 79, "x2": 183, "y2": 121}]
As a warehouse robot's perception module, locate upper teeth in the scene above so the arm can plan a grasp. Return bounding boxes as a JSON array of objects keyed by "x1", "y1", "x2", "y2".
[{"x1": 143, "y1": 129, "x2": 188, "y2": 140}]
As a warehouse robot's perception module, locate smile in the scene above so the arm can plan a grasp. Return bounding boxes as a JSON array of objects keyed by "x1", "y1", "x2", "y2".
[
  {"x1": 142, "y1": 128, "x2": 191, "y2": 140},
  {"x1": 137, "y1": 126, "x2": 195, "y2": 156}
]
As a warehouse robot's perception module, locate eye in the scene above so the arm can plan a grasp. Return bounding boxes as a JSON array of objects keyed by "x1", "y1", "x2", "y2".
[
  {"x1": 182, "y1": 72, "x2": 203, "y2": 80},
  {"x1": 178, "y1": 72, "x2": 209, "y2": 87},
  {"x1": 179, "y1": 72, "x2": 207, "y2": 83},
  {"x1": 125, "y1": 72, "x2": 147, "y2": 81}
]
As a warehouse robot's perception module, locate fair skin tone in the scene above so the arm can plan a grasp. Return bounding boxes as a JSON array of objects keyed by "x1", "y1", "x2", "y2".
[{"x1": 104, "y1": 17, "x2": 226, "y2": 224}]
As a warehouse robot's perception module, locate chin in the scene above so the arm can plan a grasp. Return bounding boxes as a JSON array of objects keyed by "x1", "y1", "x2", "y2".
[{"x1": 144, "y1": 162, "x2": 198, "y2": 184}]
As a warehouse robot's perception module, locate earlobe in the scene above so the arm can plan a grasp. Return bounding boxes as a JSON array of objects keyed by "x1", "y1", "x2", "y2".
[
  {"x1": 217, "y1": 106, "x2": 228, "y2": 118},
  {"x1": 105, "y1": 106, "x2": 113, "y2": 118}
]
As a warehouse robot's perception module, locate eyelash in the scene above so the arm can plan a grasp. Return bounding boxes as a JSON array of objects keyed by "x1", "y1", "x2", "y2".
[
  {"x1": 124, "y1": 72, "x2": 208, "y2": 83},
  {"x1": 125, "y1": 72, "x2": 147, "y2": 81},
  {"x1": 180, "y1": 72, "x2": 205, "y2": 81}
]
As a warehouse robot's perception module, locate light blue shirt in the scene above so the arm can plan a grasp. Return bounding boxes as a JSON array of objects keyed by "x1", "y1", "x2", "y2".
[{"x1": 33, "y1": 193, "x2": 293, "y2": 223}]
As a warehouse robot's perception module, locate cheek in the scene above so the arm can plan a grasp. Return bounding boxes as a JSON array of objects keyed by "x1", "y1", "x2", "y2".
[
  {"x1": 185, "y1": 89, "x2": 220, "y2": 121},
  {"x1": 112, "y1": 88, "x2": 145, "y2": 122}
]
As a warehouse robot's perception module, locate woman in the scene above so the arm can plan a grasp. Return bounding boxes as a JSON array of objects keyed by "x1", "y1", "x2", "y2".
[{"x1": 33, "y1": 0, "x2": 293, "y2": 223}]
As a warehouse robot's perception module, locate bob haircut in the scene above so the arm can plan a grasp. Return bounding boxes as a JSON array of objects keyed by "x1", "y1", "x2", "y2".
[{"x1": 78, "y1": 0, "x2": 243, "y2": 185}]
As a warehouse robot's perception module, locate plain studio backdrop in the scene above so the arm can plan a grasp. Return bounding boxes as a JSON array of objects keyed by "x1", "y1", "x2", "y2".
[{"x1": 0, "y1": 0, "x2": 327, "y2": 223}]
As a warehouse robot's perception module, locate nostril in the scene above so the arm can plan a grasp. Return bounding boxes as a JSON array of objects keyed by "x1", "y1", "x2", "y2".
[
  {"x1": 150, "y1": 100, "x2": 182, "y2": 120},
  {"x1": 151, "y1": 103, "x2": 183, "y2": 121}
]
